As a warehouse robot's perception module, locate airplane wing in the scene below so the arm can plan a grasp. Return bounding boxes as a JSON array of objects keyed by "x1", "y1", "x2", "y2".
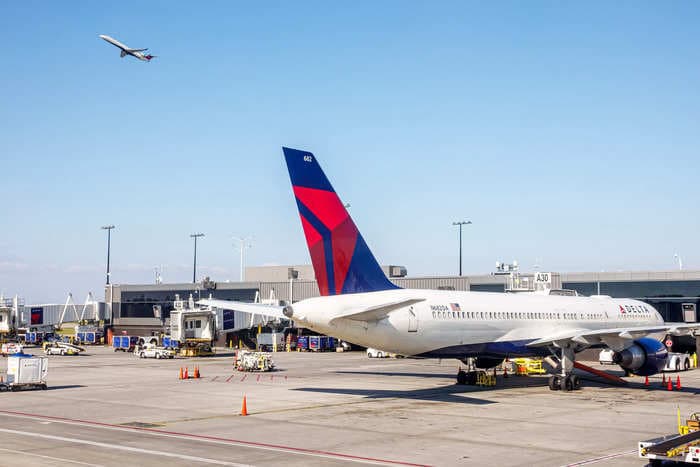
[
  {"x1": 197, "y1": 299, "x2": 287, "y2": 320},
  {"x1": 527, "y1": 322, "x2": 700, "y2": 350},
  {"x1": 329, "y1": 298, "x2": 425, "y2": 324}
]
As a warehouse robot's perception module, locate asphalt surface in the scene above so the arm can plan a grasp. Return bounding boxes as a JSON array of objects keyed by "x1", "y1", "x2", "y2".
[{"x1": 0, "y1": 346, "x2": 696, "y2": 466}]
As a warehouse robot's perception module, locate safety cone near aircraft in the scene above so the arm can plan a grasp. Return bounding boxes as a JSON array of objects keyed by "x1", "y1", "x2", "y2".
[
  {"x1": 644, "y1": 376, "x2": 649, "y2": 386},
  {"x1": 667, "y1": 378, "x2": 673, "y2": 391},
  {"x1": 241, "y1": 395, "x2": 248, "y2": 416},
  {"x1": 676, "y1": 375, "x2": 682, "y2": 390}
]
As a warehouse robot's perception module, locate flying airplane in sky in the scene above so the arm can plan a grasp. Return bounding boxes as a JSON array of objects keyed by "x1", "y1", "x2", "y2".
[
  {"x1": 99, "y1": 35, "x2": 155, "y2": 61},
  {"x1": 200, "y1": 147, "x2": 700, "y2": 391}
]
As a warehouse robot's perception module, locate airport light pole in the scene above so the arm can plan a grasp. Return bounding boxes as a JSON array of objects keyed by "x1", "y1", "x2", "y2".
[
  {"x1": 452, "y1": 221, "x2": 472, "y2": 276},
  {"x1": 190, "y1": 233, "x2": 205, "y2": 283},
  {"x1": 101, "y1": 225, "x2": 115, "y2": 284},
  {"x1": 674, "y1": 253, "x2": 683, "y2": 271},
  {"x1": 234, "y1": 236, "x2": 253, "y2": 282}
]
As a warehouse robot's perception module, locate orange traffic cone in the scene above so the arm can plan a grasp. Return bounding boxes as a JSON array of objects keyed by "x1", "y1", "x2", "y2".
[
  {"x1": 667, "y1": 377, "x2": 673, "y2": 391},
  {"x1": 676, "y1": 375, "x2": 682, "y2": 390},
  {"x1": 184, "y1": 367, "x2": 189, "y2": 379},
  {"x1": 661, "y1": 374, "x2": 666, "y2": 387},
  {"x1": 240, "y1": 395, "x2": 248, "y2": 416},
  {"x1": 644, "y1": 376, "x2": 649, "y2": 386},
  {"x1": 195, "y1": 366, "x2": 201, "y2": 379},
  {"x1": 179, "y1": 367, "x2": 183, "y2": 380}
]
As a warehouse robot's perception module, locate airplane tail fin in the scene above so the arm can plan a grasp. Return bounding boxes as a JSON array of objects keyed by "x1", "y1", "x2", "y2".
[{"x1": 283, "y1": 147, "x2": 399, "y2": 296}]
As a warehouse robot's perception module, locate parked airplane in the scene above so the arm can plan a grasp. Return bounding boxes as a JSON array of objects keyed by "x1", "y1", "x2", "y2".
[
  {"x1": 200, "y1": 147, "x2": 700, "y2": 391},
  {"x1": 99, "y1": 35, "x2": 155, "y2": 62}
]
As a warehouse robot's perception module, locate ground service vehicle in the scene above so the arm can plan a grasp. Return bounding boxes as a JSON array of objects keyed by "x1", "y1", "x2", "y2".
[
  {"x1": 43, "y1": 342, "x2": 84, "y2": 356},
  {"x1": 137, "y1": 343, "x2": 175, "y2": 359},
  {"x1": 664, "y1": 352, "x2": 692, "y2": 372},
  {"x1": 367, "y1": 348, "x2": 389, "y2": 358}
]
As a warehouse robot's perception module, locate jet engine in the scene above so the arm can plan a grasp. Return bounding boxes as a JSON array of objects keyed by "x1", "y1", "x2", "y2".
[
  {"x1": 612, "y1": 338, "x2": 668, "y2": 376},
  {"x1": 474, "y1": 356, "x2": 504, "y2": 369}
]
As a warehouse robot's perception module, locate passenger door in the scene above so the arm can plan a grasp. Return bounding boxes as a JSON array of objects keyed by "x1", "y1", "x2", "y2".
[{"x1": 408, "y1": 307, "x2": 418, "y2": 332}]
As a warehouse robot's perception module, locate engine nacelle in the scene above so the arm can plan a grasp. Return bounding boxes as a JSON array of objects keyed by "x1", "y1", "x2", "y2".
[
  {"x1": 612, "y1": 337, "x2": 668, "y2": 376},
  {"x1": 474, "y1": 356, "x2": 504, "y2": 369}
]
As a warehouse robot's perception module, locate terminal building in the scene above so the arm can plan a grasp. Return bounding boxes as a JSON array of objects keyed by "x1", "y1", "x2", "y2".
[
  {"x1": 20, "y1": 266, "x2": 700, "y2": 340},
  {"x1": 98, "y1": 266, "x2": 700, "y2": 336}
]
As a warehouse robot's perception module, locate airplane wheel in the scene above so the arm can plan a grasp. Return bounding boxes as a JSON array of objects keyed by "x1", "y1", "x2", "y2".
[
  {"x1": 467, "y1": 371, "x2": 478, "y2": 385},
  {"x1": 457, "y1": 370, "x2": 467, "y2": 385},
  {"x1": 564, "y1": 376, "x2": 574, "y2": 392},
  {"x1": 548, "y1": 375, "x2": 561, "y2": 391},
  {"x1": 685, "y1": 359, "x2": 691, "y2": 371},
  {"x1": 571, "y1": 375, "x2": 581, "y2": 390}
]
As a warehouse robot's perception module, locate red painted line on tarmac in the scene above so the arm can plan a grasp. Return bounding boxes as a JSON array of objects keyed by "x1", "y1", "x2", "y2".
[
  {"x1": 256, "y1": 374, "x2": 260, "y2": 382},
  {"x1": 240, "y1": 374, "x2": 247, "y2": 382},
  {"x1": 226, "y1": 375, "x2": 234, "y2": 383},
  {"x1": 211, "y1": 376, "x2": 218, "y2": 382},
  {"x1": 0, "y1": 410, "x2": 428, "y2": 466}
]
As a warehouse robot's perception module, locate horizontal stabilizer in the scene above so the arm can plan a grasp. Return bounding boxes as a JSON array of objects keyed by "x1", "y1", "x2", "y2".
[
  {"x1": 329, "y1": 298, "x2": 425, "y2": 324},
  {"x1": 197, "y1": 299, "x2": 287, "y2": 320}
]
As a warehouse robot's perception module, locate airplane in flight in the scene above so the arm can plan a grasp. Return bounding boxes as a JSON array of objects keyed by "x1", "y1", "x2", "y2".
[
  {"x1": 200, "y1": 147, "x2": 700, "y2": 391},
  {"x1": 99, "y1": 35, "x2": 155, "y2": 62}
]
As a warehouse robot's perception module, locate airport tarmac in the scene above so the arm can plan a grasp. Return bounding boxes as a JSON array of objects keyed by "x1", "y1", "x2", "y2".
[{"x1": 0, "y1": 347, "x2": 696, "y2": 466}]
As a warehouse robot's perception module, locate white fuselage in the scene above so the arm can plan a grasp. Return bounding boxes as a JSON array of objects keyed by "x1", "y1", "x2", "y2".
[
  {"x1": 291, "y1": 289, "x2": 664, "y2": 357},
  {"x1": 99, "y1": 35, "x2": 150, "y2": 61}
]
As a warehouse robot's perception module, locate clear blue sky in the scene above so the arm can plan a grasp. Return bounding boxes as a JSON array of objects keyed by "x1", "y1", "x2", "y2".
[{"x1": 1, "y1": 1, "x2": 698, "y2": 303}]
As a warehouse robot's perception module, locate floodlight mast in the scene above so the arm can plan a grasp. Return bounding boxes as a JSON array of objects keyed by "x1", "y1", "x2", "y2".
[
  {"x1": 190, "y1": 233, "x2": 205, "y2": 283},
  {"x1": 452, "y1": 221, "x2": 472, "y2": 276},
  {"x1": 101, "y1": 225, "x2": 115, "y2": 284}
]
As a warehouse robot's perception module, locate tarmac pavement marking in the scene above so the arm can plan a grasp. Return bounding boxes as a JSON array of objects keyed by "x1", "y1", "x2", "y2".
[
  {"x1": 561, "y1": 449, "x2": 637, "y2": 466},
  {"x1": 0, "y1": 410, "x2": 429, "y2": 466},
  {"x1": 0, "y1": 447, "x2": 105, "y2": 466},
  {"x1": 0, "y1": 428, "x2": 252, "y2": 467}
]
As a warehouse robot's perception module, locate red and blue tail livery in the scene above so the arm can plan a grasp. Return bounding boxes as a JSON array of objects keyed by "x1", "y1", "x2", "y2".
[{"x1": 283, "y1": 147, "x2": 399, "y2": 296}]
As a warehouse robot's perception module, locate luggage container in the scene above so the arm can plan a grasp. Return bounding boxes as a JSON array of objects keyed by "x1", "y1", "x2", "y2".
[
  {"x1": 297, "y1": 336, "x2": 309, "y2": 351},
  {"x1": 257, "y1": 332, "x2": 285, "y2": 352},
  {"x1": 162, "y1": 336, "x2": 180, "y2": 349},
  {"x1": 309, "y1": 335, "x2": 321, "y2": 351},
  {"x1": 112, "y1": 335, "x2": 137, "y2": 352},
  {"x1": 1, "y1": 354, "x2": 48, "y2": 391}
]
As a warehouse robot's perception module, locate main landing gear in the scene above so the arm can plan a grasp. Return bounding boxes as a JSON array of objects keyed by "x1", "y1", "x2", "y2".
[
  {"x1": 548, "y1": 374, "x2": 581, "y2": 391},
  {"x1": 456, "y1": 369, "x2": 478, "y2": 385},
  {"x1": 548, "y1": 343, "x2": 583, "y2": 391}
]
